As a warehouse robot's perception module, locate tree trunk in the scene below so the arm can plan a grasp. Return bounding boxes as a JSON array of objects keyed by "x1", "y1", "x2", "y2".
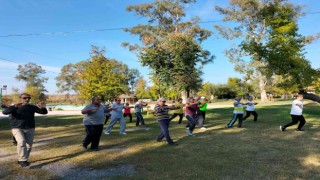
[
  {"x1": 259, "y1": 74, "x2": 268, "y2": 102},
  {"x1": 181, "y1": 89, "x2": 190, "y2": 104}
]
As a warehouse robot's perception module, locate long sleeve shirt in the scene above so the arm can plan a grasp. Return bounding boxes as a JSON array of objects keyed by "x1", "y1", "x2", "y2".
[
  {"x1": 2, "y1": 104, "x2": 48, "y2": 129},
  {"x1": 154, "y1": 104, "x2": 178, "y2": 121}
]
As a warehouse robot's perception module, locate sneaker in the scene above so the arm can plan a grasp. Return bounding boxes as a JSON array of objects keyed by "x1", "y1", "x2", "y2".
[
  {"x1": 168, "y1": 143, "x2": 178, "y2": 146},
  {"x1": 187, "y1": 130, "x2": 195, "y2": 136},
  {"x1": 280, "y1": 126, "x2": 284, "y2": 132},
  {"x1": 200, "y1": 127, "x2": 207, "y2": 130},
  {"x1": 91, "y1": 148, "x2": 99, "y2": 151},
  {"x1": 104, "y1": 131, "x2": 110, "y2": 135},
  {"x1": 18, "y1": 161, "x2": 30, "y2": 167},
  {"x1": 82, "y1": 144, "x2": 87, "y2": 150},
  {"x1": 296, "y1": 128, "x2": 304, "y2": 131},
  {"x1": 120, "y1": 132, "x2": 127, "y2": 135}
]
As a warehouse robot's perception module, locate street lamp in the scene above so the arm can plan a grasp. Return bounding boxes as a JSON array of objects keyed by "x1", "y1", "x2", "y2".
[{"x1": 0, "y1": 85, "x2": 7, "y2": 110}]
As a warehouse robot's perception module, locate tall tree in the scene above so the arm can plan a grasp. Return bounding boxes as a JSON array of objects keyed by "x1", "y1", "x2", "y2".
[
  {"x1": 15, "y1": 62, "x2": 48, "y2": 91},
  {"x1": 15, "y1": 62, "x2": 48, "y2": 101},
  {"x1": 124, "y1": 0, "x2": 214, "y2": 100},
  {"x1": 55, "y1": 63, "x2": 79, "y2": 94},
  {"x1": 56, "y1": 46, "x2": 140, "y2": 100},
  {"x1": 76, "y1": 47, "x2": 129, "y2": 100},
  {"x1": 215, "y1": 0, "x2": 317, "y2": 101},
  {"x1": 135, "y1": 77, "x2": 148, "y2": 99}
]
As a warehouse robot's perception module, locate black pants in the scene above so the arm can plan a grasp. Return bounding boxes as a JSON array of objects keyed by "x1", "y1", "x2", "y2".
[
  {"x1": 135, "y1": 112, "x2": 145, "y2": 126},
  {"x1": 169, "y1": 113, "x2": 183, "y2": 124},
  {"x1": 83, "y1": 124, "x2": 103, "y2": 150},
  {"x1": 227, "y1": 114, "x2": 243, "y2": 128},
  {"x1": 197, "y1": 111, "x2": 206, "y2": 127},
  {"x1": 283, "y1": 115, "x2": 306, "y2": 130},
  {"x1": 124, "y1": 114, "x2": 132, "y2": 122},
  {"x1": 243, "y1": 111, "x2": 258, "y2": 121},
  {"x1": 157, "y1": 118, "x2": 174, "y2": 145}
]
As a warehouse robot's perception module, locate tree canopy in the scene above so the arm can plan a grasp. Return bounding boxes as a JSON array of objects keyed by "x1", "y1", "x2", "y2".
[{"x1": 124, "y1": 0, "x2": 214, "y2": 99}]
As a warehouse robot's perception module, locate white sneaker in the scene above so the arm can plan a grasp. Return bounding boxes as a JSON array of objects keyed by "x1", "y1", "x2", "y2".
[
  {"x1": 200, "y1": 127, "x2": 207, "y2": 130},
  {"x1": 120, "y1": 132, "x2": 127, "y2": 135},
  {"x1": 187, "y1": 130, "x2": 195, "y2": 136},
  {"x1": 104, "y1": 131, "x2": 110, "y2": 135}
]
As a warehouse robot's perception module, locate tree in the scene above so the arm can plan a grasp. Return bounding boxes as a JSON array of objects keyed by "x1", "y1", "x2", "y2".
[
  {"x1": 227, "y1": 77, "x2": 246, "y2": 96},
  {"x1": 55, "y1": 63, "x2": 79, "y2": 94},
  {"x1": 15, "y1": 62, "x2": 48, "y2": 101},
  {"x1": 15, "y1": 62, "x2": 48, "y2": 91},
  {"x1": 135, "y1": 77, "x2": 148, "y2": 99},
  {"x1": 124, "y1": 0, "x2": 214, "y2": 101},
  {"x1": 197, "y1": 82, "x2": 215, "y2": 100},
  {"x1": 56, "y1": 46, "x2": 140, "y2": 101},
  {"x1": 76, "y1": 47, "x2": 130, "y2": 100},
  {"x1": 215, "y1": 0, "x2": 318, "y2": 101}
]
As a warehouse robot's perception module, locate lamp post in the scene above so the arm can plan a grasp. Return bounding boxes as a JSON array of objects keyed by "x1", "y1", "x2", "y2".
[
  {"x1": 0, "y1": 85, "x2": 7, "y2": 111},
  {"x1": 0, "y1": 87, "x2": 2, "y2": 111}
]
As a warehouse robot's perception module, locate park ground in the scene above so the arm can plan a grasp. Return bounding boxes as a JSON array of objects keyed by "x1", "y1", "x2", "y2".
[{"x1": 0, "y1": 100, "x2": 319, "y2": 179}]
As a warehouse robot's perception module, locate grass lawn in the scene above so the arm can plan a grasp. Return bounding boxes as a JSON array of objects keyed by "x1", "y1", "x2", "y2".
[{"x1": 0, "y1": 103, "x2": 319, "y2": 179}]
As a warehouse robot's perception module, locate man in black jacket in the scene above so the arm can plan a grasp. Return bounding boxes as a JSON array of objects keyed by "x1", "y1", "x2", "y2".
[{"x1": 2, "y1": 93, "x2": 47, "y2": 167}]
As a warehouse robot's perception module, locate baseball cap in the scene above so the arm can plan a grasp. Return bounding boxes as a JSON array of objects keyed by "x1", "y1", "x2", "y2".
[{"x1": 158, "y1": 97, "x2": 166, "y2": 102}]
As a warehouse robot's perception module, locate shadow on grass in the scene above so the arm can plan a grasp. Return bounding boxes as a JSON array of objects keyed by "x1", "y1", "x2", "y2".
[{"x1": 1, "y1": 104, "x2": 319, "y2": 179}]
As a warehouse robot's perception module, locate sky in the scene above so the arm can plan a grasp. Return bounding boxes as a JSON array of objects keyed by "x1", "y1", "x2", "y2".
[{"x1": 0, "y1": 0, "x2": 319, "y2": 95}]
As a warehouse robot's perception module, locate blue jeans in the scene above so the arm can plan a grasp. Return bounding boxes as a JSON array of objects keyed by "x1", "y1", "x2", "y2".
[
  {"x1": 157, "y1": 119, "x2": 174, "y2": 144},
  {"x1": 186, "y1": 114, "x2": 196, "y2": 133}
]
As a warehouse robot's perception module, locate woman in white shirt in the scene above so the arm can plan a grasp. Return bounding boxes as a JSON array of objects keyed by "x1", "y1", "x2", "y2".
[
  {"x1": 280, "y1": 94, "x2": 305, "y2": 131},
  {"x1": 243, "y1": 96, "x2": 258, "y2": 122}
]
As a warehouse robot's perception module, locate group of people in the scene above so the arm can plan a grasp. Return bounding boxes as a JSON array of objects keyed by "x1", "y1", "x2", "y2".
[{"x1": 1, "y1": 92, "x2": 309, "y2": 167}]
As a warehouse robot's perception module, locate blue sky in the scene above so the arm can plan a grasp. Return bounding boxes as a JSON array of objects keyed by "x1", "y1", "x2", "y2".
[{"x1": 0, "y1": 0, "x2": 319, "y2": 94}]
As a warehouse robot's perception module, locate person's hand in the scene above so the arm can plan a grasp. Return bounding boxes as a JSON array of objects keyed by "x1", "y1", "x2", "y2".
[{"x1": 38, "y1": 101, "x2": 47, "y2": 108}]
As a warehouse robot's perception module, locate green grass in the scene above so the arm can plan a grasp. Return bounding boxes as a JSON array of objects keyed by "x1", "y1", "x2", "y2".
[{"x1": 0, "y1": 103, "x2": 319, "y2": 179}]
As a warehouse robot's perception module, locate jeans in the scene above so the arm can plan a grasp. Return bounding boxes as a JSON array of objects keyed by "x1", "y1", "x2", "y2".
[
  {"x1": 105, "y1": 115, "x2": 126, "y2": 133},
  {"x1": 83, "y1": 124, "x2": 103, "y2": 150},
  {"x1": 135, "y1": 112, "x2": 145, "y2": 126},
  {"x1": 157, "y1": 118, "x2": 174, "y2": 144},
  {"x1": 185, "y1": 114, "x2": 196, "y2": 133}
]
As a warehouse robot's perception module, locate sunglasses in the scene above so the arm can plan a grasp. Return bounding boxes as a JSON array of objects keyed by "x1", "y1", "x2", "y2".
[{"x1": 22, "y1": 97, "x2": 31, "y2": 100}]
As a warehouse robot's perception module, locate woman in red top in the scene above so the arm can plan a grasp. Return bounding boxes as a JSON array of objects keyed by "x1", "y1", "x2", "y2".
[{"x1": 123, "y1": 103, "x2": 134, "y2": 122}]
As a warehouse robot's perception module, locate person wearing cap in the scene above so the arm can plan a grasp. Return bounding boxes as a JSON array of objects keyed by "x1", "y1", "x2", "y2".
[
  {"x1": 185, "y1": 97, "x2": 198, "y2": 136},
  {"x1": 2, "y1": 93, "x2": 47, "y2": 167},
  {"x1": 198, "y1": 98, "x2": 208, "y2": 129},
  {"x1": 169, "y1": 98, "x2": 184, "y2": 124},
  {"x1": 104, "y1": 99, "x2": 127, "y2": 135},
  {"x1": 81, "y1": 96, "x2": 105, "y2": 151},
  {"x1": 154, "y1": 97, "x2": 180, "y2": 145},
  {"x1": 134, "y1": 100, "x2": 148, "y2": 126}
]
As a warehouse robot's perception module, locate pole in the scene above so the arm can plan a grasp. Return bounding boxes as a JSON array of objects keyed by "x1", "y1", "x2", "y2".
[{"x1": 0, "y1": 88, "x2": 2, "y2": 111}]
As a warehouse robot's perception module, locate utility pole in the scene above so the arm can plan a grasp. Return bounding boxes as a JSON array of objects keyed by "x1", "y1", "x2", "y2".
[
  {"x1": 0, "y1": 85, "x2": 7, "y2": 111},
  {"x1": 0, "y1": 87, "x2": 2, "y2": 111}
]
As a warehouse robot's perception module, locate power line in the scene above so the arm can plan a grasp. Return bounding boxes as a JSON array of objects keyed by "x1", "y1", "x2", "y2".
[
  {"x1": 0, "y1": 11, "x2": 319, "y2": 38},
  {"x1": 0, "y1": 57, "x2": 59, "y2": 74},
  {"x1": 0, "y1": 43, "x2": 70, "y2": 62},
  {"x1": 0, "y1": 27, "x2": 126, "y2": 38}
]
